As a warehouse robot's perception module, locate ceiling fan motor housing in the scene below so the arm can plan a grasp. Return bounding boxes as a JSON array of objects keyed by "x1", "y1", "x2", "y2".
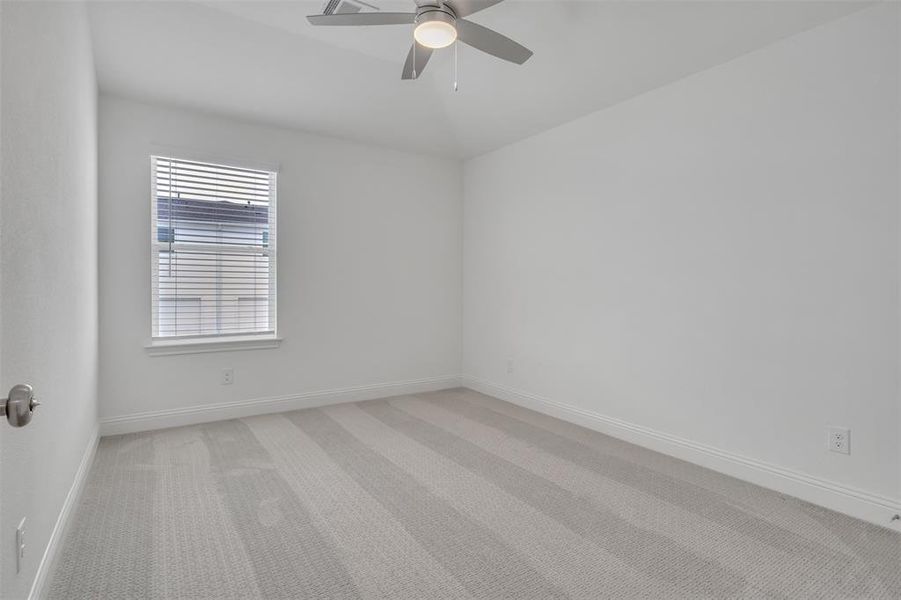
[{"x1": 416, "y1": 5, "x2": 456, "y2": 23}]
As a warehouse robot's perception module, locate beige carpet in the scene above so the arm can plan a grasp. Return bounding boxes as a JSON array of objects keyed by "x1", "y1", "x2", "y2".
[{"x1": 50, "y1": 388, "x2": 900, "y2": 599}]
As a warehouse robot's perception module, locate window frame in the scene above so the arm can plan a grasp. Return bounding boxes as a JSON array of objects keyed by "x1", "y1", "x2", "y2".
[{"x1": 146, "y1": 153, "x2": 280, "y2": 355}]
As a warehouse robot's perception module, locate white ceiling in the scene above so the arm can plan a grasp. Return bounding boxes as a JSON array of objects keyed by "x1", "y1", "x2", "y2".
[{"x1": 87, "y1": 0, "x2": 867, "y2": 158}]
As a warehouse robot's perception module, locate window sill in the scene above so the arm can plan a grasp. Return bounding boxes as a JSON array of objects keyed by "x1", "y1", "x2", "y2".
[{"x1": 145, "y1": 335, "x2": 282, "y2": 356}]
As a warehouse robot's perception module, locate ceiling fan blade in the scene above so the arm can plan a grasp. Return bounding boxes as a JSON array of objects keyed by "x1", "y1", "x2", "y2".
[
  {"x1": 450, "y1": 0, "x2": 505, "y2": 18},
  {"x1": 402, "y1": 43, "x2": 433, "y2": 80},
  {"x1": 456, "y1": 19, "x2": 532, "y2": 64},
  {"x1": 306, "y1": 13, "x2": 415, "y2": 26}
]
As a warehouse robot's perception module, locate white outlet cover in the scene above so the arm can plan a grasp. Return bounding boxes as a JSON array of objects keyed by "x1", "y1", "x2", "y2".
[{"x1": 827, "y1": 426, "x2": 850, "y2": 455}]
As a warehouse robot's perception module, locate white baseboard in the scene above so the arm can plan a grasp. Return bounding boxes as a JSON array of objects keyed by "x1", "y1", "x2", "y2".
[
  {"x1": 28, "y1": 424, "x2": 100, "y2": 600},
  {"x1": 100, "y1": 375, "x2": 463, "y2": 436},
  {"x1": 463, "y1": 376, "x2": 901, "y2": 531}
]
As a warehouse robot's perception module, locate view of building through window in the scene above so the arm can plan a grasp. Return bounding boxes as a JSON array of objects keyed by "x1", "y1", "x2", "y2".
[{"x1": 151, "y1": 156, "x2": 276, "y2": 339}]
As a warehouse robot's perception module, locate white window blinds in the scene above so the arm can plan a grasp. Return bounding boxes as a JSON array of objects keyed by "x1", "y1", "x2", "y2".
[{"x1": 151, "y1": 156, "x2": 277, "y2": 341}]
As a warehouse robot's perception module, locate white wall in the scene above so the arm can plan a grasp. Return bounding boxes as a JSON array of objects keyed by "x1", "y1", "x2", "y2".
[
  {"x1": 0, "y1": 2, "x2": 99, "y2": 597},
  {"x1": 463, "y1": 4, "x2": 900, "y2": 511},
  {"x1": 99, "y1": 96, "x2": 461, "y2": 424}
]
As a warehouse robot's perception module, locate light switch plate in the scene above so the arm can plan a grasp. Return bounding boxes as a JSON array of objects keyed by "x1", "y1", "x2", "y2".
[{"x1": 16, "y1": 517, "x2": 25, "y2": 574}]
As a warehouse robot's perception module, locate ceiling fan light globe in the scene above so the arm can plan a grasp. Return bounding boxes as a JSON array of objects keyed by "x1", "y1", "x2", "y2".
[{"x1": 414, "y1": 19, "x2": 457, "y2": 49}]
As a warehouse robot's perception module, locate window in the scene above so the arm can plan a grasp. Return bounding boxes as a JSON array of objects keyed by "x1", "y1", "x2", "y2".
[
  {"x1": 151, "y1": 156, "x2": 277, "y2": 345},
  {"x1": 158, "y1": 297, "x2": 202, "y2": 337}
]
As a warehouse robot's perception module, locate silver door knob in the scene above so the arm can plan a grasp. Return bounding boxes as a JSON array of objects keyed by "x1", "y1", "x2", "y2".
[{"x1": 1, "y1": 384, "x2": 39, "y2": 427}]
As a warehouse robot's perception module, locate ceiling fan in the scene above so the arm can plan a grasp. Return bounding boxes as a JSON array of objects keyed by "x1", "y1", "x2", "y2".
[{"x1": 307, "y1": 0, "x2": 533, "y2": 80}]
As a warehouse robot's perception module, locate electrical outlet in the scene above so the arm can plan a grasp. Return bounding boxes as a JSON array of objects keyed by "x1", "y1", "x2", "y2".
[
  {"x1": 827, "y1": 426, "x2": 850, "y2": 455},
  {"x1": 506, "y1": 358, "x2": 514, "y2": 374},
  {"x1": 221, "y1": 368, "x2": 234, "y2": 385},
  {"x1": 16, "y1": 518, "x2": 25, "y2": 574}
]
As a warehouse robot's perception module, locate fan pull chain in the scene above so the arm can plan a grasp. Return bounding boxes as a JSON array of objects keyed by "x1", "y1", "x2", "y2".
[
  {"x1": 413, "y1": 41, "x2": 417, "y2": 79},
  {"x1": 453, "y1": 39, "x2": 458, "y2": 92}
]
